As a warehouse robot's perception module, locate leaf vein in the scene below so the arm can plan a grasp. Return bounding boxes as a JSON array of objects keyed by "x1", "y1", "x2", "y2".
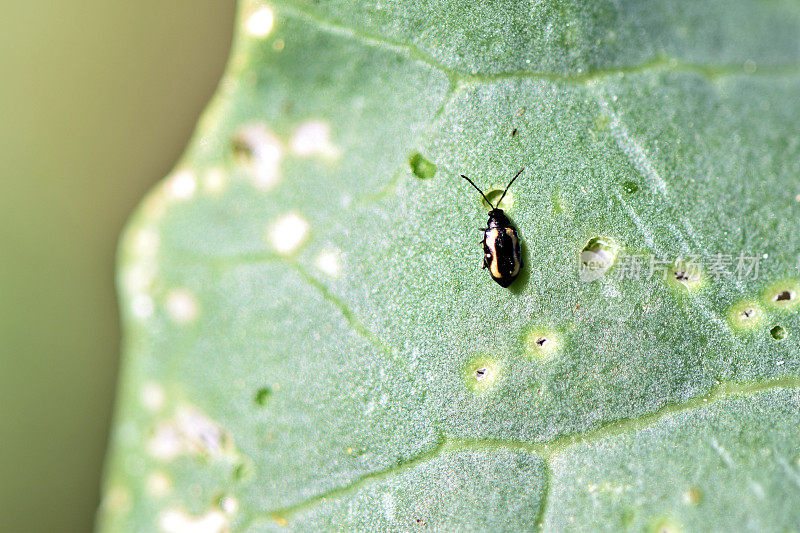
[
  {"x1": 275, "y1": 2, "x2": 800, "y2": 85},
  {"x1": 244, "y1": 376, "x2": 800, "y2": 525}
]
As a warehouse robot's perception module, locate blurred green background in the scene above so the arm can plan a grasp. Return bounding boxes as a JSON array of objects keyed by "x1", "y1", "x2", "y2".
[{"x1": 0, "y1": 2, "x2": 235, "y2": 531}]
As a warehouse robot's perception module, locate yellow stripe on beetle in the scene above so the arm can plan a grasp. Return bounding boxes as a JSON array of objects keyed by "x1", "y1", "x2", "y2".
[{"x1": 485, "y1": 228, "x2": 502, "y2": 279}]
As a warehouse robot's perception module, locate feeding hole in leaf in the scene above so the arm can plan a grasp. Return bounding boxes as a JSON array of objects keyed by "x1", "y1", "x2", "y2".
[
  {"x1": 232, "y1": 132, "x2": 255, "y2": 160},
  {"x1": 770, "y1": 325, "x2": 787, "y2": 341},
  {"x1": 159, "y1": 508, "x2": 228, "y2": 533},
  {"x1": 203, "y1": 167, "x2": 227, "y2": 193},
  {"x1": 165, "y1": 169, "x2": 197, "y2": 201},
  {"x1": 141, "y1": 382, "x2": 165, "y2": 412},
  {"x1": 219, "y1": 495, "x2": 239, "y2": 515},
  {"x1": 314, "y1": 249, "x2": 341, "y2": 277},
  {"x1": 408, "y1": 152, "x2": 437, "y2": 180},
  {"x1": 267, "y1": 212, "x2": 310, "y2": 255},
  {"x1": 232, "y1": 458, "x2": 255, "y2": 482},
  {"x1": 291, "y1": 120, "x2": 340, "y2": 159},
  {"x1": 682, "y1": 487, "x2": 703, "y2": 505},
  {"x1": 464, "y1": 358, "x2": 501, "y2": 392},
  {"x1": 650, "y1": 518, "x2": 683, "y2": 533},
  {"x1": 622, "y1": 180, "x2": 639, "y2": 194},
  {"x1": 100, "y1": 486, "x2": 131, "y2": 515},
  {"x1": 482, "y1": 188, "x2": 514, "y2": 211},
  {"x1": 145, "y1": 471, "x2": 171, "y2": 498},
  {"x1": 246, "y1": 6, "x2": 275, "y2": 38},
  {"x1": 147, "y1": 407, "x2": 235, "y2": 462},
  {"x1": 525, "y1": 328, "x2": 563, "y2": 360},
  {"x1": 667, "y1": 258, "x2": 704, "y2": 292},
  {"x1": 762, "y1": 280, "x2": 800, "y2": 312},
  {"x1": 727, "y1": 300, "x2": 765, "y2": 332},
  {"x1": 659, "y1": 257, "x2": 706, "y2": 293},
  {"x1": 166, "y1": 289, "x2": 199, "y2": 324},
  {"x1": 579, "y1": 236, "x2": 619, "y2": 282},
  {"x1": 254, "y1": 387, "x2": 272, "y2": 406},
  {"x1": 774, "y1": 290, "x2": 795, "y2": 302},
  {"x1": 232, "y1": 124, "x2": 283, "y2": 190}
]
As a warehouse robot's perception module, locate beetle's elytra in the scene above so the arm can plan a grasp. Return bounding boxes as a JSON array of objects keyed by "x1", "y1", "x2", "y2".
[{"x1": 461, "y1": 169, "x2": 524, "y2": 288}]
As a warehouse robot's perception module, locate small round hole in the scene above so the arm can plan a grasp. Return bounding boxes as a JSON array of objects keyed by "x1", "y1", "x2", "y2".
[
  {"x1": 770, "y1": 325, "x2": 787, "y2": 341},
  {"x1": 579, "y1": 236, "x2": 619, "y2": 282},
  {"x1": 668, "y1": 259, "x2": 704, "y2": 291},
  {"x1": 231, "y1": 124, "x2": 282, "y2": 190},
  {"x1": 622, "y1": 181, "x2": 639, "y2": 194},
  {"x1": 482, "y1": 188, "x2": 514, "y2": 210},
  {"x1": 232, "y1": 136, "x2": 254, "y2": 161},
  {"x1": 683, "y1": 487, "x2": 703, "y2": 505},
  {"x1": 727, "y1": 300, "x2": 765, "y2": 332},
  {"x1": 464, "y1": 358, "x2": 501, "y2": 392},
  {"x1": 232, "y1": 458, "x2": 255, "y2": 482},
  {"x1": 525, "y1": 329, "x2": 563, "y2": 360},
  {"x1": 762, "y1": 281, "x2": 800, "y2": 312},
  {"x1": 774, "y1": 290, "x2": 794, "y2": 302},
  {"x1": 254, "y1": 387, "x2": 272, "y2": 406},
  {"x1": 408, "y1": 152, "x2": 436, "y2": 180}
]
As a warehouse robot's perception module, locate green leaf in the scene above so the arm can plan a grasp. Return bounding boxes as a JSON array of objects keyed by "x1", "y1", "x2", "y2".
[{"x1": 100, "y1": 0, "x2": 800, "y2": 530}]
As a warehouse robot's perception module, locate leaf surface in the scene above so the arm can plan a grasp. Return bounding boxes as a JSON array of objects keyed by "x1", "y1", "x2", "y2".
[{"x1": 101, "y1": 0, "x2": 800, "y2": 531}]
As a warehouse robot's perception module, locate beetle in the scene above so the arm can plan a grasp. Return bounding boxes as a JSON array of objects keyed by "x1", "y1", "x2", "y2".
[{"x1": 461, "y1": 168, "x2": 525, "y2": 288}]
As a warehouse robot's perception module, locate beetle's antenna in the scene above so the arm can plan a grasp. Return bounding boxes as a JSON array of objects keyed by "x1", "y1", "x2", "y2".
[
  {"x1": 461, "y1": 174, "x2": 494, "y2": 207},
  {"x1": 495, "y1": 168, "x2": 524, "y2": 207}
]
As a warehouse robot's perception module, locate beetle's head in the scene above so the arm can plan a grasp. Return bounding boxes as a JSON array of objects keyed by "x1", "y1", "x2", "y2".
[{"x1": 487, "y1": 208, "x2": 509, "y2": 228}]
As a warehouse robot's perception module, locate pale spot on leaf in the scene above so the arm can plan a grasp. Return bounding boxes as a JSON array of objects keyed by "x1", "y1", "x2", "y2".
[
  {"x1": 203, "y1": 167, "x2": 227, "y2": 193},
  {"x1": 146, "y1": 471, "x2": 171, "y2": 497},
  {"x1": 148, "y1": 407, "x2": 235, "y2": 461},
  {"x1": 141, "y1": 382, "x2": 165, "y2": 411},
  {"x1": 381, "y1": 492, "x2": 396, "y2": 521},
  {"x1": 315, "y1": 250, "x2": 341, "y2": 276},
  {"x1": 268, "y1": 213, "x2": 309, "y2": 255},
  {"x1": 233, "y1": 124, "x2": 283, "y2": 190},
  {"x1": 166, "y1": 169, "x2": 197, "y2": 200},
  {"x1": 132, "y1": 228, "x2": 160, "y2": 256},
  {"x1": 131, "y1": 293, "x2": 155, "y2": 320},
  {"x1": 246, "y1": 6, "x2": 274, "y2": 38},
  {"x1": 148, "y1": 423, "x2": 182, "y2": 460},
  {"x1": 465, "y1": 358, "x2": 502, "y2": 392},
  {"x1": 100, "y1": 486, "x2": 131, "y2": 514},
  {"x1": 220, "y1": 495, "x2": 239, "y2": 515},
  {"x1": 290, "y1": 120, "x2": 340, "y2": 159},
  {"x1": 159, "y1": 509, "x2": 227, "y2": 533},
  {"x1": 166, "y1": 289, "x2": 199, "y2": 324}
]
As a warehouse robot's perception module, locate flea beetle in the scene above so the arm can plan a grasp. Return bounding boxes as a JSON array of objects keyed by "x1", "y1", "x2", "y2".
[{"x1": 461, "y1": 168, "x2": 525, "y2": 288}]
